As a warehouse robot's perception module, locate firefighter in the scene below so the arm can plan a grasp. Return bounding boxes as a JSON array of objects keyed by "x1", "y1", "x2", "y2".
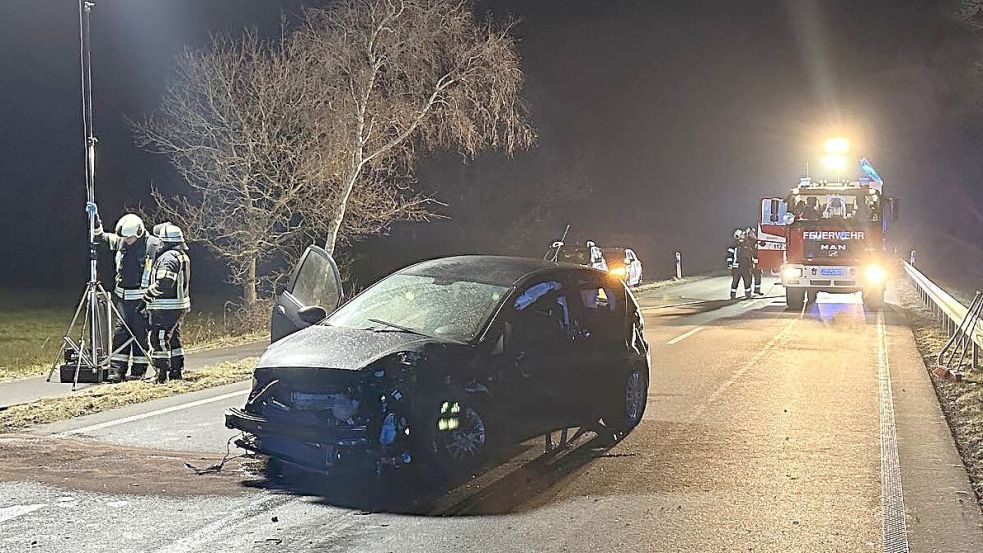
[
  {"x1": 143, "y1": 223, "x2": 192, "y2": 383},
  {"x1": 91, "y1": 205, "x2": 162, "y2": 382},
  {"x1": 152, "y1": 223, "x2": 186, "y2": 377},
  {"x1": 746, "y1": 226, "x2": 763, "y2": 296},
  {"x1": 586, "y1": 240, "x2": 608, "y2": 271},
  {"x1": 726, "y1": 229, "x2": 752, "y2": 299}
]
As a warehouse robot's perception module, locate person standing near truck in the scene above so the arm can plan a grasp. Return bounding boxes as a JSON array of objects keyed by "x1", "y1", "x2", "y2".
[
  {"x1": 746, "y1": 226, "x2": 763, "y2": 296},
  {"x1": 726, "y1": 229, "x2": 752, "y2": 299}
]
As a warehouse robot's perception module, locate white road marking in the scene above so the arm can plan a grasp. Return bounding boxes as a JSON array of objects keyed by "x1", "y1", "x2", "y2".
[
  {"x1": 56, "y1": 389, "x2": 250, "y2": 436},
  {"x1": 703, "y1": 318, "x2": 796, "y2": 407},
  {"x1": 876, "y1": 312, "x2": 910, "y2": 553},
  {"x1": 0, "y1": 503, "x2": 46, "y2": 523},
  {"x1": 666, "y1": 326, "x2": 704, "y2": 345}
]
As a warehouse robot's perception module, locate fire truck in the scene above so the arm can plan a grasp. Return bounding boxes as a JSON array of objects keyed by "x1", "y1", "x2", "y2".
[{"x1": 757, "y1": 160, "x2": 899, "y2": 310}]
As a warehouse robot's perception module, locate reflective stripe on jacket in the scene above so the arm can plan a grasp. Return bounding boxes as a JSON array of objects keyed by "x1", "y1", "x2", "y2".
[
  {"x1": 145, "y1": 248, "x2": 191, "y2": 311},
  {"x1": 94, "y1": 228, "x2": 161, "y2": 298}
]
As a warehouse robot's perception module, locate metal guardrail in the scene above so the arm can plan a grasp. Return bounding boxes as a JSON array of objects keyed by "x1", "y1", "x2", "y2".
[{"x1": 902, "y1": 261, "x2": 980, "y2": 369}]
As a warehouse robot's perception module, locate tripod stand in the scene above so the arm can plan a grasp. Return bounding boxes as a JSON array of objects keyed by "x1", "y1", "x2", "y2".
[{"x1": 45, "y1": 1, "x2": 157, "y2": 389}]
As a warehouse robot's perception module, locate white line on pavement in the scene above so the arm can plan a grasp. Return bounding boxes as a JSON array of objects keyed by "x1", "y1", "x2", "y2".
[
  {"x1": 877, "y1": 312, "x2": 910, "y2": 553},
  {"x1": 56, "y1": 389, "x2": 250, "y2": 437},
  {"x1": 666, "y1": 326, "x2": 704, "y2": 345},
  {"x1": 0, "y1": 503, "x2": 46, "y2": 523}
]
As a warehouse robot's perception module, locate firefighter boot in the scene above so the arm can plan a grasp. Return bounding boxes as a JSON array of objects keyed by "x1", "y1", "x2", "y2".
[
  {"x1": 106, "y1": 365, "x2": 126, "y2": 384},
  {"x1": 168, "y1": 369, "x2": 183, "y2": 380}
]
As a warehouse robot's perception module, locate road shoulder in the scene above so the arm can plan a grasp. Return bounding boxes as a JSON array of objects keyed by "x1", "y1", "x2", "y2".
[{"x1": 884, "y1": 288, "x2": 983, "y2": 550}]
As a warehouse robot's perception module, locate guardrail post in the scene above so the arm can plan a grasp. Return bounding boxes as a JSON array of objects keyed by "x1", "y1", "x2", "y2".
[{"x1": 974, "y1": 342, "x2": 979, "y2": 370}]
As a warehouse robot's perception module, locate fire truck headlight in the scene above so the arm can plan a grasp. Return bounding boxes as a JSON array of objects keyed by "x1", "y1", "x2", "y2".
[
  {"x1": 782, "y1": 267, "x2": 802, "y2": 280},
  {"x1": 864, "y1": 264, "x2": 886, "y2": 285}
]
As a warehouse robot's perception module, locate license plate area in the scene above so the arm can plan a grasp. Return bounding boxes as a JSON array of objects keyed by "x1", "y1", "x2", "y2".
[{"x1": 820, "y1": 268, "x2": 844, "y2": 276}]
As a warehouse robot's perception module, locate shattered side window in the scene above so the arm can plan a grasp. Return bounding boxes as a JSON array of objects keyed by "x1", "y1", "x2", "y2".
[
  {"x1": 576, "y1": 276, "x2": 624, "y2": 342},
  {"x1": 515, "y1": 281, "x2": 561, "y2": 311},
  {"x1": 513, "y1": 280, "x2": 573, "y2": 338}
]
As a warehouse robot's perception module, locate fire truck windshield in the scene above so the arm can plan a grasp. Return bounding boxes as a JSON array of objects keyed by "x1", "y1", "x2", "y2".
[{"x1": 788, "y1": 189, "x2": 881, "y2": 223}]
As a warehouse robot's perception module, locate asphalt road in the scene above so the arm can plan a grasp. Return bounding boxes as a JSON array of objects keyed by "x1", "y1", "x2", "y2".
[{"x1": 2, "y1": 276, "x2": 983, "y2": 552}]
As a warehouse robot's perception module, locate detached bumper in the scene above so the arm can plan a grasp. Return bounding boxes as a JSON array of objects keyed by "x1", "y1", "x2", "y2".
[{"x1": 225, "y1": 408, "x2": 373, "y2": 472}]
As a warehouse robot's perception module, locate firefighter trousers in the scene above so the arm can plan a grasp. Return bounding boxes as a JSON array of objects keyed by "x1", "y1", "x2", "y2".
[
  {"x1": 110, "y1": 298, "x2": 150, "y2": 378},
  {"x1": 171, "y1": 321, "x2": 184, "y2": 374},
  {"x1": 752, "y1": 267, "x2": 763, "y2": 295},
  {"x1": 149, "y1": 310, "x2": 186, "y2": 382},
  {"x1": 730, "y1": 267, "x2": 752, "y2": 298}
]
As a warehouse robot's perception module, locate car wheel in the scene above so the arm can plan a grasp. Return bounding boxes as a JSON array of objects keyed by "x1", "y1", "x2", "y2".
[
  {"x1": 599, "y1": 366, "x2": 648, "y2": 445},
  {"x1": 425, "y1": 397, "x2": 489, "y2": 475}
]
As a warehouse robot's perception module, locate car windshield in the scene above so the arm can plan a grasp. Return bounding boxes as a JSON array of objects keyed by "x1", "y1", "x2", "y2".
[{"x1": 324, "y1": 273, "x2": 509, "y2": 342}]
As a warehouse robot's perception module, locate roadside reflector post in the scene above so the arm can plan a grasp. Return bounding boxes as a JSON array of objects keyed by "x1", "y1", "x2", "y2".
[{"x1": 674, "y1": 251, "x2": 682, "y2": 280}]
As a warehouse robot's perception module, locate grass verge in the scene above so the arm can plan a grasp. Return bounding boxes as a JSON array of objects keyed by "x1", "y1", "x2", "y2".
[
  {"x1": 0, "y1": 357, "x2": 257, "y2": 433},
  {"x1": 0, "y1": 287, "x2": 269, "y2": 381},
  {"x1": 896, "y1": 278, "x2": 983, "y2": 508}
]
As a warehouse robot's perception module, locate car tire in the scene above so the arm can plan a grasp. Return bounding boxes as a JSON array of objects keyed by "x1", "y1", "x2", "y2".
[
  {"x1": 598, "y1": 365, "x2": 648, "y2": 446},
  {"x1": 422, "y1": 393, "x2": 490, "y2": 476},
  {"x1": 786, "y1": 288, "x2": 805, "y2": 310}
]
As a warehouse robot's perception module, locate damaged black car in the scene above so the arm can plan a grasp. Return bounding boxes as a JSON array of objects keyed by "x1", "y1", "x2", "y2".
[{"x1": 226, "y1": 248, "x2": 651, "y2": 476}]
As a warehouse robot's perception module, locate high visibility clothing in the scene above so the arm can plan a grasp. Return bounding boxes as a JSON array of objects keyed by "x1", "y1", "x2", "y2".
[
  {"x1": 144, "y1": 247, "x2": 191, "y2": 312},
  {"x1": 109, "y1": 298, "x2": 151, "y2": 379},
  {"x1": 94, "y1": 224, "x2": 162, "y2": 300}
]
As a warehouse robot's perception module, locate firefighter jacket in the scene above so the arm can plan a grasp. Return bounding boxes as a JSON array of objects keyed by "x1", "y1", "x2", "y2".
[
  {"x1": 726, "y1": 240, "x2": 753, "y2": 269},
  {"x1": 94, "y1": 230, "x2": 162, "y2": 301},
  {"x1": 143, "y1": 245, "x2": 191, "y2": 312}
]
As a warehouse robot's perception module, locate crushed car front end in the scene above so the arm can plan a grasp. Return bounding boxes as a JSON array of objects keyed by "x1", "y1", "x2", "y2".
[{"x1": 226, "y1": 351, "x2": 424, "y2": 474}]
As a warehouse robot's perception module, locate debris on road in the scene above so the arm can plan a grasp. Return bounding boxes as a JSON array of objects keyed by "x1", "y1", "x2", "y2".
[{"x1": 0, "y1": 434, "x2": 249, "y2": 497}]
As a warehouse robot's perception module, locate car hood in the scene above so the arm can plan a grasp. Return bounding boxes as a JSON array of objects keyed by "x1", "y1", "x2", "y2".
[{"x1": 258, "y1": 324, "x2": 432, "y2": 370}]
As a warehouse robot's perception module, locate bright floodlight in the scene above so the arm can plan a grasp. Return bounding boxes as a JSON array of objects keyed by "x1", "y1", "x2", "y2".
[
  {"x1": 824, "y1": 137, "x2": 850, "y2": 154},
  {"x1": 822, "y1": 154, "x2": 847, "y2": 170}
]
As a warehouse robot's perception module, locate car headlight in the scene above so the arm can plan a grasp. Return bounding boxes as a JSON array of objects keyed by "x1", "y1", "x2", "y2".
[
  {"x1": 782, "y1": 267, "x2": 802, "y2": 280},
  {"x1": 864, "y1": 264, "x2": 886, "y2": 284},
  {"x1": 608, "y1": 266, "x2": 627, "y2": 277}
]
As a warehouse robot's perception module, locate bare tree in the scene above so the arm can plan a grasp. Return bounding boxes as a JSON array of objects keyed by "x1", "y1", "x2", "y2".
[
  {"x1": 134, "y1": 0, "x2": 532, "y2": 305},
  {"x1": 134, "y1": 28, "x2": 434, "y2": 305},
  {"x1": 296, "y1": 0, "x2": 535, "y2": 252}
]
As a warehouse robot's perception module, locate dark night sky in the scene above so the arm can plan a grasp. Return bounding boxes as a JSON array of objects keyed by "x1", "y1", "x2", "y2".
[{"x1": 0, "y1": 0, "x2": 978, "y2": 293}]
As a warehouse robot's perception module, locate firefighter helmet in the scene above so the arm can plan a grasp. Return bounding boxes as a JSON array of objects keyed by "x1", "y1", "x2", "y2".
[
  {"x1": 115, "y1": 214, "x2": 145, "y2": 238},
  {"x1": 156, "y1": 223, "x2": 187, "y2": 248},
  {"x1": 733, "y1": 229, "x2": 744, "y2": 240}
]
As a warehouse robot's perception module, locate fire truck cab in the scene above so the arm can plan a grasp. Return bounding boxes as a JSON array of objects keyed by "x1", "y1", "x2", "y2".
[{"x1": 757, "y1": 177, "x2": 899, "y2": 310}]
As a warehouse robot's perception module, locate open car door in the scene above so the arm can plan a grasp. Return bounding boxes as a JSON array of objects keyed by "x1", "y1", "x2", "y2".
[{"x1": 270, "y1": 245, "x2": 344, "y2": 343}]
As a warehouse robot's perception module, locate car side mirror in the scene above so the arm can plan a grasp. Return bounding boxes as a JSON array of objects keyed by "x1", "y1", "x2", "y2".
[{"x1": 298, "y1": 305, "x2": 328, "y2": 325}]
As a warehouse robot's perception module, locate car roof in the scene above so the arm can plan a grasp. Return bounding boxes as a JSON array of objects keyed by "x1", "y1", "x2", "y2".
[{"x1": 400, "y1": 255, "x2": 582, "y2": 286}]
